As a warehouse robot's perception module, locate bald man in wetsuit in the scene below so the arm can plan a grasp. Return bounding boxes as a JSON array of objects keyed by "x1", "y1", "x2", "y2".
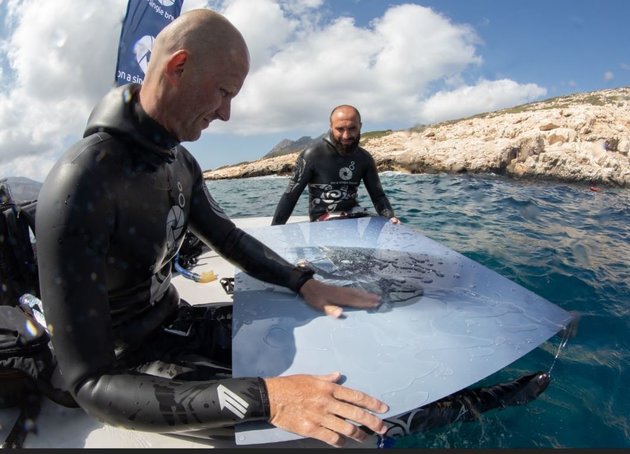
[
  {"x1": 36, "y1": 9, "x2": 388, "y2": 447},
  {"x1": 271, "y1": 105, "x2": 401, "y2": 225}
]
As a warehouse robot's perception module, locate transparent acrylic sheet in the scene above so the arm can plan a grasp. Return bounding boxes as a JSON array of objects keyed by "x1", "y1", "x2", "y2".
[{"x1": 232, "y1": 217, "x2": 573, "y2": 445}]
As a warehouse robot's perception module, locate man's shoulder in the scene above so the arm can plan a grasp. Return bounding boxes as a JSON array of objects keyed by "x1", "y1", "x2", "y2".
[
  {"x1": 42, "y1": 134, "x2": 132, "y2": 192},
  {"x1": 303, "y1": 137, "x2": 333, "y2": 158},
  {"x1": 67, "y1": 132, "x2": 128, "y2": 166},
  {"x1": 58, "y1": 132, "x2": 116, "y2": 162},
  {"x1": 38, "y1": 136, "x2": 123, "y2": 213},
  {"x1": 355, "y1": 145, "x2": 376, "y2": 161}
]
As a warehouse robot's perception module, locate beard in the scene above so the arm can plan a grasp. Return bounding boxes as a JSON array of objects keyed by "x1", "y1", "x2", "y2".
[{"x1": 331, "y1": 134, "x2": 360, "y2": 153}]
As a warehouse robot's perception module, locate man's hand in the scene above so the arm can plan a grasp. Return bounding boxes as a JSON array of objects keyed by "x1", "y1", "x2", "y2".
[
  {"x1": 264, "y1": 372, "x2": 388, "y2": 447},
  {"x1": 390, "y1": 216, "x2": 401, "y2": 224},
  {"x1": 299, "y1": 279, "x2": 381, "y2": 318}
]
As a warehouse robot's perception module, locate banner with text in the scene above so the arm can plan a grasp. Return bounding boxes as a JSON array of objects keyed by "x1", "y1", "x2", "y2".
[{"x1": 115, "y1": 0, "x2": 184, "y2": 86}]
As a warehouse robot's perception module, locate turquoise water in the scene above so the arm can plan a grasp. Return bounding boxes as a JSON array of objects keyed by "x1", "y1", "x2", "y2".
[{"x1": 206, "y1": 172, "x2": 629, "y2": 449}]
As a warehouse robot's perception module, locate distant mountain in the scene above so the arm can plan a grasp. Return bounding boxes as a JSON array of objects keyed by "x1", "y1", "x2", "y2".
[{"x1": 263, "y1": 133, "x2": 327, "y2": 159}]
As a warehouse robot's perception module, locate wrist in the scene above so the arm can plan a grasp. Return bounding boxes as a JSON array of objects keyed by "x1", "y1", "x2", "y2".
[
  {"x1": 258, "y1": 377, "x2": 271, "y2": 418},
  {"x1": 289, "y1": 262, "x2": 315, "y2": 293}
]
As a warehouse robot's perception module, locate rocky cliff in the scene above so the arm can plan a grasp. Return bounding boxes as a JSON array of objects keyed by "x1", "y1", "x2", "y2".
[{"x1": 203, "y1": 87, "x2": 630, "y2": 187}]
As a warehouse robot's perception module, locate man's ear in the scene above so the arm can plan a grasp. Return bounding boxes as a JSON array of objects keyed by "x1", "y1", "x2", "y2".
[{"x1": 165, "y1": 50, "x2": 188, "y2": 84}]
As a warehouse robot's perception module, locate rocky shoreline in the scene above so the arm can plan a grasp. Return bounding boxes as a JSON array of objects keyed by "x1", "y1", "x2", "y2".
[{"x1": 203, "y1": 87, "x2": 630, "y2": 188}]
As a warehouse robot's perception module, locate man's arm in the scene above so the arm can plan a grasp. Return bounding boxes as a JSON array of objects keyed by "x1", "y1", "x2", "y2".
[
  {"x1": 36, "y1": 161, "x2": 118, "y2": 392},
  {"x1": 189, "y1": 175, "x2": 314, "y2": 293},
  {"x1": 189, "y1": 168, "x2": 382, "y2": 312},
  {"x1": 271, "y1": 152, "x2": 310, "y2": 225},
  {"x1": 362, "y1": 153, "x2": 399, "y2": 223}
]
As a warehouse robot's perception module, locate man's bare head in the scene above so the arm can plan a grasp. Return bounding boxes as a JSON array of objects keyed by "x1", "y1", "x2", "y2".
[
  {"x1": 140, "y1": 9, "x2": 250, "y2": 142},
  {"x1": 148, "y1": 9, "x2": 249, "y2": 78},
  {"x1": 329, "y1": 105, "x2": 362, "y2": 153}
]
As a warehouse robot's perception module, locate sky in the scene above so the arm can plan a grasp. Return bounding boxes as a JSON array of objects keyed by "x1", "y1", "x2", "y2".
[{"x1": 1, "y1": 0, "x2": 629, "y2": 181}]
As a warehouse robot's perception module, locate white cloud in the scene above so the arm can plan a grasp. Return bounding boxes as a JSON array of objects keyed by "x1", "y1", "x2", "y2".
[
  {"x1": 0, "y1": 150, "x2": 61, "y2": 181},
  {"x1": 220, "y1": 0, "x2": 300, "y2": 71},
  {"x1": 0, "y1": 0, "x2": 547, "y2": 180},
  {"x1": 0, "y1": 0, "x2": 125, "y2": 180},
  {"x1": 419, "y1": 79, "x2": 547, "y2": 124},
  {"x1": 211, "y1": 1, "x2": 542, "y2": 135},
  {"x1": 604, "y1": 71, "x2": 614, "y2": 81}
]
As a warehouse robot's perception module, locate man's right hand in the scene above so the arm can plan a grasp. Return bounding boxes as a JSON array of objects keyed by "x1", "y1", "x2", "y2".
[
  {"x1": 299, "y1": 279, "x2": 381, "y2": 318},
  {"x1": 264, "y1": 372, "x2": 388, "y2": 447}
]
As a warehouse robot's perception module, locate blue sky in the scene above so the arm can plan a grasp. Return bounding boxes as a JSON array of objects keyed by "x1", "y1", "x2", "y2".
[
  {"x1": 0, "y1": 0, "x2": 628, "y2": 180},
  {"x1": 404, "y1": 0, "x2": 627, "y2": 94}
]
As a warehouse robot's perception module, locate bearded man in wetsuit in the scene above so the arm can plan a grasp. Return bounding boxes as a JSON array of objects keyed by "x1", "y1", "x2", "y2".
[
  {"x1": 36, "y1": 9, "x2": 389, "y2": 447},
  {"x1": 35, "y1": 8, "x2": 551, "y2": 448},
  {"x1": 271, "y1": 105, "x2": 401, "y2": 225}
]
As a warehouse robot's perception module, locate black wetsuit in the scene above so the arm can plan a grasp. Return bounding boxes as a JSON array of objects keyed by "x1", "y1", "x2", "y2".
[
  {"x1": 35, "y1": 84, "x2": 314, "y2": 434},
  {"x1": 271, "y1": 136, "x2": 396, "y2": 224}
]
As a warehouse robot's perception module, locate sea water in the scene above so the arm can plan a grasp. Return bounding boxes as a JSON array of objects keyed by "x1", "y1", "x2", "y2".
[{"x1": 206, "y1": 172, "x2": 629, "y2": 449}]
